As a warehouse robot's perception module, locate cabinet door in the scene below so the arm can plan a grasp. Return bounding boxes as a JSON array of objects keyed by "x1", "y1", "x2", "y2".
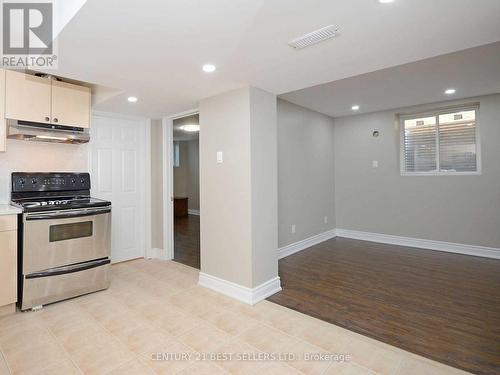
[
  {"x1": 0, "y1": 230, "x2": 17, "y2": 306},
  {"x1": 51, "y1": 80, "x2": 91, "y2": 128},
  {"x1": 0, "y1": 69, "x2": 5, "y2": 152},
  {"x1": 5, "y1": 70, "x2": 52, "y2": 124}
]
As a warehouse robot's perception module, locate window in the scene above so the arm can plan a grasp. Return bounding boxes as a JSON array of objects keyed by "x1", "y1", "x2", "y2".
[
  {"x1": 50, "y1": 222, "x2": 93, "y2": 242},
  {"x1": 173, "y1": 142, "x2": 180, "y2": 167},
  {"x1": 400, "y1": 105, "x2": 480, "y2": 175}
]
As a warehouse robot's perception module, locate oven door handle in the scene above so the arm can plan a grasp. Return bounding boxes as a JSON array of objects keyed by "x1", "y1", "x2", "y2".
[{"x1": 26, "y1": 207, "x2": 111, "y2": 221}]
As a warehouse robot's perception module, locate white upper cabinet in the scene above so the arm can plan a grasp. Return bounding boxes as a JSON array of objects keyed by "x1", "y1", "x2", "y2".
[
  {"x1": 51, "y1": 80, "x2": 91, "y2": 128},
  {"x1": 4, "y1": 70, "x2": 91, "y2": 128},
  {"x1": 5, "y1": 70, "x2": 52, "y2": 124},
  {"x1": 0, "y1": 69, "x2": 5, "y2": 152}
]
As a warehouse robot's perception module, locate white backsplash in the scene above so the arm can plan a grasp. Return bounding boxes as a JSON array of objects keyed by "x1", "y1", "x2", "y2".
[{"x1": 0, "y1": 139, "x2": 89, "y2": 203}]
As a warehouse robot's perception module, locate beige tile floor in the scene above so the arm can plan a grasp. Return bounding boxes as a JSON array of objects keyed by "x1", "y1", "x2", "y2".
[{"x1": 0, "y1": 259, "x2": 470, "y2": 375}]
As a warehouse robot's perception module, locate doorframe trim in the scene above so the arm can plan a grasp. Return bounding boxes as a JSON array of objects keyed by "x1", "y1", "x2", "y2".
[
  {"x1": 162, "y1": 108, "x2": 199, "y2": 261},
  {"x1": 162, "y1": 116, "x2": 174, "y2": 261},
  {"x1": 144, "y1": 119, "x2": 152, "y2": 260}
]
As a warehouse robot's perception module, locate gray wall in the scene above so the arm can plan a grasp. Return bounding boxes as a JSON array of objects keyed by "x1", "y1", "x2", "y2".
[
  {"x1": 187, "y1": 140, "x2": 200, "y2": 210},
  {"x1": 334, "y1": 94, "x2": 500, "y2": 248},
  {"x1": 173, "y1": 142, "x2": 188, "y2": 197},
  {"x1": 200, "y1": 86, "x2": 278, "y2": 288},
  {"x1": 250, "y1": 88, "x2": 278, "y2": 285},
  {"x1": 173, "y1": 140, "x2": 200, "y2": 210},
  {"x1": 277, "y1": 99, "x2": 336, "y2": 247}
]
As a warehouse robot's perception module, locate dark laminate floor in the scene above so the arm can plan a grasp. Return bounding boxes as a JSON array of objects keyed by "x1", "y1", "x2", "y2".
[
  {"x1": 268, "y1": 237, "x2": 500, "y2": 375},
  {"x1": 173, "y1": 214, "x2": 200, "y2": 269}
]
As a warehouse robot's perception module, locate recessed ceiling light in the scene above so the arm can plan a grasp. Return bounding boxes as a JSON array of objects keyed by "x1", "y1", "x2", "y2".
[
  {"x1": 180, "y1": 124, "x2": 200, "y2": 132},
  {"x1": 378, "y1": 0, "x2": 395, "y2": 3},
  {"x1": 445, "y1": 88, "x2": 456, "y2": 95},
  {"x1": 202, "y1": 64, "x2": 216, "y2": 73},
  {"x1": 127, "y1": 96, "x2": 138, "y2": 103},
  {"x1": 352, "y1": 105, "x2": 360, "y2": 111}
]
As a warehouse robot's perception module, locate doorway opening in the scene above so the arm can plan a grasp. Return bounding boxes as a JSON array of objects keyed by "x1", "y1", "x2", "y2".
[{"x1": 172, "y1": 113, "x2": 200, "y2": 269}]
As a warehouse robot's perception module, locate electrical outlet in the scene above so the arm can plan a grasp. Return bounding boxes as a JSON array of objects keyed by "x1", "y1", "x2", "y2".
[
  {"x1": 324, "y1": 216, "x2": 328, "y2": 224},
  {"x1": 291, "y1": 224, "x2": 296, "y2": 234}
]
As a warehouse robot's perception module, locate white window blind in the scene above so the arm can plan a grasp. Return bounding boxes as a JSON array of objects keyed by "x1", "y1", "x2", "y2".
[
  {"x1": 438, "y1": 110, "x2": 477, "y2": 172},
  {"x1": 403, "y1": 116, "x2": 437, "y2": 172},
  {"x1": 401, "y1": 106, "x2": 479, "y2": 175}
]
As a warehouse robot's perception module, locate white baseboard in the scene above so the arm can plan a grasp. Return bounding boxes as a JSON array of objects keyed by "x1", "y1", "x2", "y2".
[
  {"x1": 188, "y1": 209, "x2": 200, "y2": 216},
  {"x1": 278, "y1": 229, "x2": 336, "y2": 259},
  {"x1": 147, "y1": 248, "x2": 166, "y2": 260},
  {"x1": 277, "y1": 228, "x2": 499, "y2": 260},
  {"x1": 336, "y1": 228, "x2": 500, "y2": 260},
  {"x1": 198, "y1": 272, "x2": 282, "y2": 305}
]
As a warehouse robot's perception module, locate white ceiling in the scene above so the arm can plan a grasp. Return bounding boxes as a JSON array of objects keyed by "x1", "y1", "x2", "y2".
[
  {"x1": 53, "y1": 0, "x2": 87, "y2": 38},
  {"x1": 52, "y1": 0, "x2": 500, "y2": 118},
  {"x1": 280, "y1": 42, "x2": 500, "y2": 118}
]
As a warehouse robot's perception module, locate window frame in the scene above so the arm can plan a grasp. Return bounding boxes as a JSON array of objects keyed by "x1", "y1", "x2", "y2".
[{"x1": 399, "y1": 104, "x2": 481, "y2": 176}]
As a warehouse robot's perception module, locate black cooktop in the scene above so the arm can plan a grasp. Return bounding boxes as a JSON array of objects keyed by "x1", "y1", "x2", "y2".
[
  {"x1": 11, "y1": 197, "x2": 111, "y2": 212},
  {"x1": 11, "y1": 172, "x2": 111, "y2": 212}
]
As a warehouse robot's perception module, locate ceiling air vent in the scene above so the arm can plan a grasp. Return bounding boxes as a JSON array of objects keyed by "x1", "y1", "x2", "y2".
[{"x1": 288, "y1": 25, "x2": 340, "y2": 50}]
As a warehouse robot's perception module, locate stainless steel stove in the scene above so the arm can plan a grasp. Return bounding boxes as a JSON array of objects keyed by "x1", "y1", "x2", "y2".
[{"x1": 11, "y1": 172, "x2": 112, "y2": 311}]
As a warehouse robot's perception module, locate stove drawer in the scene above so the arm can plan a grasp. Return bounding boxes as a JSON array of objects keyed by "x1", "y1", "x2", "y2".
[
  {"x1": 23, "y1": 207, "x2": 111, "y2": 273},
  {"x1": 21, "y1": 259, "x2": 110, "y2": 310}
]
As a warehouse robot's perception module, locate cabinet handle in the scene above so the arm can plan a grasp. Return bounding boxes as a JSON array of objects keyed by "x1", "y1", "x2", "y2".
[
  {"x1": 45, "y1": 116, "x2": 50, "y2": 122},
  {"x1": 53, "y1": 118, "x2": 58, "y2": 123}
]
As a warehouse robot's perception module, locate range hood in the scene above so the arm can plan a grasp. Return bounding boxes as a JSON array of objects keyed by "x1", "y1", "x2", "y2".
[{"x1": 7, "y1": 119, "x2": 90, "y2": 144}]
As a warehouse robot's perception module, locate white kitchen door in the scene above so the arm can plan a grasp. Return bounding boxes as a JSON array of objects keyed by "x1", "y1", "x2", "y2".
[{"x1": 89, "y1": 114, "x2": 149, "y2": 263}]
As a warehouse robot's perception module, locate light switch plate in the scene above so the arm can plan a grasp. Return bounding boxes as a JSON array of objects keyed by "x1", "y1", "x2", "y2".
[
  {"x1": 372, "y1": 160, "x2": 379, "y2": 168},
  {"x1": 217, "y1": 151, "x2": 223, "y2": 163}
]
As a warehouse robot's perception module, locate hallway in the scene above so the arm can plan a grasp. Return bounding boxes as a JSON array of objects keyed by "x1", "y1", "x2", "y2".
[{"x1": 174, "y1": 214, "x2": 200, "y2": 269}]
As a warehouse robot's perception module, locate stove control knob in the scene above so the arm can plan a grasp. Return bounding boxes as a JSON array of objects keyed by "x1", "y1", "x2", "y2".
[
  {"x1": 19, "y1": 179, "x2": 25, "y2": 185},
  {"x1": 71, "y1": 179, "x2": 76, "y2": 184},
  {"x1": 31, "y1": 179, "x2": 37, "y2": 185},
  {"x1": 81, "y1": 179, "x2": 86, "y2": 184}
]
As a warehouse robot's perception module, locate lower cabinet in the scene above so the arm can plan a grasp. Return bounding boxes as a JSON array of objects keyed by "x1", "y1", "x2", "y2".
[{"x1": 0, "y1": 215, "x2": 17, "y2": 314}]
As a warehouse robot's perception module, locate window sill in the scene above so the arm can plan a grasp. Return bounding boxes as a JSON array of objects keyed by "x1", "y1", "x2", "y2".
[{"x1": 400, "y1": 171, "x2": 481, "y2": 176}]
